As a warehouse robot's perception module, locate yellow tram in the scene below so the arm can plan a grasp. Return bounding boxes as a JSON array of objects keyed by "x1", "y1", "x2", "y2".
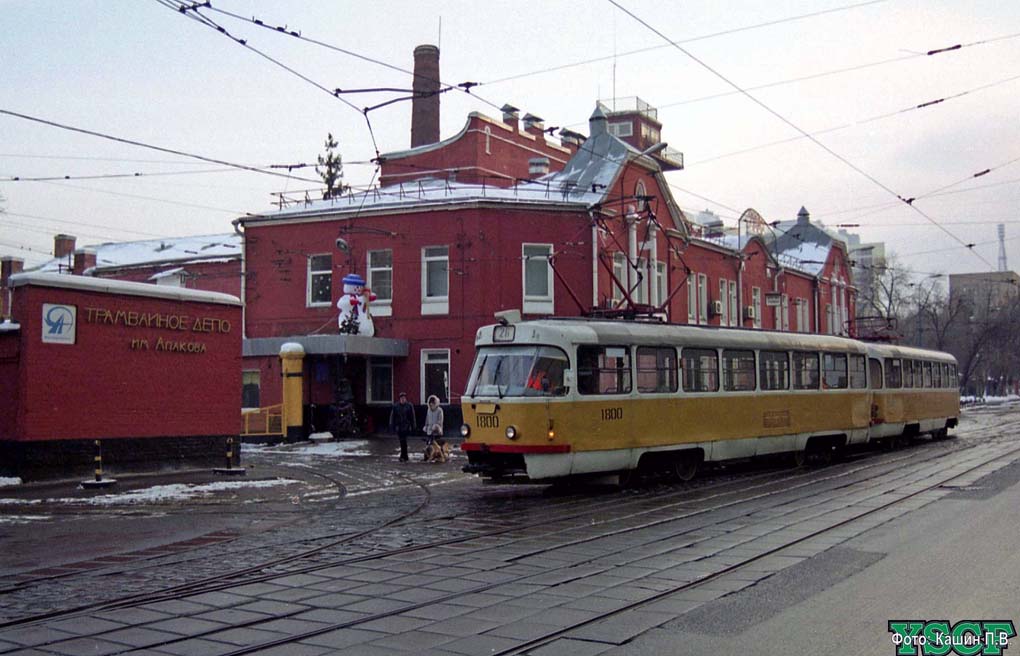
[{"x1": 459, "y1": 318, "x2": 960, "y2": 483}]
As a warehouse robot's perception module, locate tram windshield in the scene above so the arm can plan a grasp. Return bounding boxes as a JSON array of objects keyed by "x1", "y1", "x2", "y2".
[{"x1": 466, "y1": 346, "x2": 569, "y2": 398}]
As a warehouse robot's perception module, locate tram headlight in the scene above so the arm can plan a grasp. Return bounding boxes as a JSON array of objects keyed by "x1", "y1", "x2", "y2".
[
  {"x1": 460, "y1": 423, "x2": 471, "y2": 438},
  {"x1": 505, "y1": 425, "x2": 518, "y2": 440}
]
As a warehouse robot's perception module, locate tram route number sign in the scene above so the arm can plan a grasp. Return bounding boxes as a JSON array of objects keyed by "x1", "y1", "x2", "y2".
[{"x1": 493, "y1": 325, "x2": 516, "y2": 342}]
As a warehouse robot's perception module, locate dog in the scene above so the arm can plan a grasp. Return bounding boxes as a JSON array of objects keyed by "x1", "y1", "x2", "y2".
[{"x1": 424, "y1": 438, "x2": 451, "y2": 463}]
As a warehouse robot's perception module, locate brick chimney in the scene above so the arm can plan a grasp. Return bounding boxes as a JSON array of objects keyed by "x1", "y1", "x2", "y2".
[
  {"x1": 1, "y1": 256, "x2": 24, "y2": 320},
  {"x1": 522, "y1": 113, "x2": 545, "y2": 139},
  {"x1": 54, "y1": 233, "x2": 76, "y2": 259},
  {"x1": 501, "y1": 104, "x2": 520, "y2": 131},
  {"x1": 559, "y1": 128, "x2": 585, "y2": 154},
  {"x1": 411, "y1": 44, "x2": 441, "y2": 148},
  {"x1": 73, "y1": 248, "x2": 97, "y2": 275}
]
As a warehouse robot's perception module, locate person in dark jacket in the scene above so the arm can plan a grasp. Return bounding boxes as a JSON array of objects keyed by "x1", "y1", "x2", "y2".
[{"x1": 389, "y1": 392, "x2": 416, "y2": 462}]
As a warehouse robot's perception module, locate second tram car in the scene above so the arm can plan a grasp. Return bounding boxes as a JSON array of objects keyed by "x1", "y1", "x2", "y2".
[{"x1": 460, "y1": 318, "x2": 960, "y2": 483}]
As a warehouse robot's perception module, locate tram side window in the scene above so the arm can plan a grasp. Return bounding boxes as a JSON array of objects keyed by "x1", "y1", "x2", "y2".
[
  {"x1": 933, "y1": 362, "x2": 942, "y2": 388},
  {"x1": 922, "y1": 361, "x2": 933, "y2": 388},
  {"x1": 942, "y1": 363, "x2": 952, "y2": 388},
  {"x1": 792, "y1": 352, "x2": 820, "y2": 390},
  {"x1": 722, "y1": 350, "x2": 756, "y2": 391},
  {"x1": 577, "y1": 345, "x2": 631, "y2": 395},
  {"x1": 822, "y1": 353, "x2": 848, "y2": 389},
  {"x1": 914, "y1": 360, "x2": 924, "y2": 387},
  {"x1": 886, "y1": 359, "x2": 902, "y2": 388},
  {"x1": 950, "y1": 364, "x2": 958, "y2": 387},
  {"x1": 849, "y1": 354, "x2": 867, "y2": 389},
  {"x1": 759, "y1": 351, "x2": 790, "y2": 391},
  {"x1": 868, "y1": 358, "x2": 884, "y2": 389},
  {"x1": 637, "y1": 346, "x2": 679, "y2": 393},
  {"x1": 902, "y1": 360, "x2": 914, "y2": 388},
  {"x1": 682, "y1": 348, "x2": 719, "y2": 392}
]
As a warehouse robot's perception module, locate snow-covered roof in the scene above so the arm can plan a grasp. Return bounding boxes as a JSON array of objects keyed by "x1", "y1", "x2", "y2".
[
  {"x1": 244, "y1": 106, "x2": 676, "y2": 227},
  {"x1": 9, "y1": 272, "x2": 241, "y2": 306},
  {"x1": 148, "y1": 267, "x2": 185, "y2": 281},
  {"x1": 768, "y1": 208, "x2": 848, "y2": 276},
  {"x1": 32, "y1": 234, "x2": 241, "y2": 274}
]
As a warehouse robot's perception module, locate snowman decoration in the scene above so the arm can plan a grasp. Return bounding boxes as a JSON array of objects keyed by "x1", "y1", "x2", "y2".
[{"x1": 337, "y1": 273, "x2": 376, "y2": 336}]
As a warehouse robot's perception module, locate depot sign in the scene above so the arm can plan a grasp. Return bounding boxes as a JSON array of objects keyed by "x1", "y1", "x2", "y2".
[{"x1": 84, "y1": 306, "x2": 232, "y2": 334}]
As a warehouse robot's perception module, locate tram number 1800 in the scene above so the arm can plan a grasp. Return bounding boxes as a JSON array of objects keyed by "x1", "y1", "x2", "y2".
[
  {"x1": 477, "y1": 415, "x2": 500, "y2": 428},
  {"x1": 601, "y1": 407, "x2": 624, "y2": 421}
]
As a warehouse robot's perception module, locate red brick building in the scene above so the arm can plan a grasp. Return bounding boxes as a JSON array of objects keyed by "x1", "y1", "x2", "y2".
[
  {"x1": 237, "y1": 80, "x2": 856, "y2": 436},
  {"x1": 0, "y1": 272, "x2": 242, "y2": 480}
]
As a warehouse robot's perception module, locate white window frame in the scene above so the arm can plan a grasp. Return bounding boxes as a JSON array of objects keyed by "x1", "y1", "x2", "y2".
[
  {"x1": 752, "y1": 287, "x2": 762, "y2": 329},
  {"x1": 698, "y1": 273, "x2": 708, "y2": 325},
  {"x1": 421, "y1": 246, "x2": 449, "y2": 315},
  {"x1": 718, "y1": 279, "x2": 728, "y2": 326},
  {"x1": 781, "y1": 294, "x2": 790, "y2": 331},
  {"x1": 608, "y1": 121, "x2": 633, "y2": 138},
  {"x1": 366, "y1": 357, "x2": 393, "y2": 405},
  {"x1": 687, "y1": 272, "x2": 697, "y2": 324},
  {"x1": 522, "y1": 243, "x2": 554, "y2": 314},
  {"x1": 366, "y1": 249, "x2": 393, "y2": 317},
  {"x1": 306, "y1": 253, "x2": 332, "y2": 308},
  {"x1": 484, "y1": 126, "x2": 492, "y2": 155},
  {"x1": 420, "y1": 348, "x2": 451, "y2": 404},
  {"x1": 728, "y1": 280, "x2": 738, "y2": 327},
  {"x1": 612, "y1": 252, "x2": 626, "y2": 303},
  {"x1": 655, "y1": 261, "x2": 666, "y2": 308}
]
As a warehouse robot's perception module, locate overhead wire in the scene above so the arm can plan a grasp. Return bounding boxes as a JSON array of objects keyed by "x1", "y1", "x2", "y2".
[{"x1": 608, "y1": 0, "x2": 995, "y2": 269}]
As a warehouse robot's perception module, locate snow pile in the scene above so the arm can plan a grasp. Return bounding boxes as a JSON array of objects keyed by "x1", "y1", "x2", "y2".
[
  {"x1": 63, "y1": 478, "x2": 298, "y2": 505},
  {"x1": 251, "y1": 440, "x2": 373, "y2": 457},
  {"x1": 961, "y1": 395, "x2": 1020, "y2": 406},
  {"x1": 0, "y1": 477, "x2": 22, "y2": 488}
]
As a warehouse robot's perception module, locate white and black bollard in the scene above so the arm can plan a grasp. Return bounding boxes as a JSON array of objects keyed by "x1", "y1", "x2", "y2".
[
  {"x1": 214, "y1": 436, "x2": 246, "y2": 475},
  {"x1": 81, "y1": 439, "x2": 117, "y2": 489}
]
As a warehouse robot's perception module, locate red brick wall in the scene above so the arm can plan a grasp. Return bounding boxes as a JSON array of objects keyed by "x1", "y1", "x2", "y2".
[
  {"x1": 10, "y1": 284, "x2": 240, "y2": 442},
  {"x1": 93, "y1": 260, "x2": 241, "y2": 297},
  {"x1": 0, "y1": 332, "x2": 19, "y2": 439}
]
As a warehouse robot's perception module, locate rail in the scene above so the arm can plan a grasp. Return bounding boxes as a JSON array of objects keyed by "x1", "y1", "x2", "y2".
[{"x1": 240, "y1": 404, "x2": 283, "y2": 437}]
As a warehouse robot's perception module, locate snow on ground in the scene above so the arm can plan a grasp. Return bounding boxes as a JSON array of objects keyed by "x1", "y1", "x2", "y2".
[
  {"x1": 0, "y1": 478, "x2": 22, "y2": 488},
  {"x1": 0, "y1": 515, "x2": 50, "y2": 524},
  {"x1": 0, "y1": 479, "x2": 299, "y2": 506},
  {"x1": 961, "y1": 395, "x2": 1020, "y2": 405},
  {"x1": 246, "y1": 441, "x2": 373, "y2": 457}
]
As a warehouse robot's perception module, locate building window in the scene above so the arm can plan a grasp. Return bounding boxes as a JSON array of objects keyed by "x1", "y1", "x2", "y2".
[
  {"x1": 655, "y1": 261, "x2": 666, "y2": 308},
  {"x1": 634, "y1": 257, "x2": 649, "y2": 304},
  {"x1": 421, "y1": 349, "x2": 450, "y2": 403},
  {"x1": 608, "y1": 121, "x2": 633, "y2": 138},
  {"x1": 307, "y1": 254, "x2": 332, "y2": 307},
  {"x1": 522, "y1": 243, "x2": 554, "y2": 314},
  {"x1": 367, "y1": 249, "x2": 392, "y2": 317},
  {"x1": 698, "y1": 273, "x2": 708, "y2": 324},
  {"x1": 242, "y1": 370, "x2": 260, "y2": 408},
  {"x1": 722, "y1": 349, "x2": 756, "y2": 391},
  {"x1": 687, "y1": 272, "x2": 697, "y2": 324},
  {"x1": 781, "y1": 294, "x2": 790, "y2": 331},
  {"x1": 367, "y1": 357, "x2": 393, "y2": 404},
  {"x1": 577, "y1": 345, "x2": 632, "y2": 395},
  {"x1": 718, "y1": 279, "x2": 728, "y2": 325},
  {"x1": 612, "y1": 252, "x2": 626, "y2": 303},
  {"x1": 682, "y1": 348, "x2": 719, "y2": 392},
  {"x1": 728, "y1": 280, "x2": 738, "y2": 327},
  {"x1": 796, "y1": 298, "x2": 809, "y2": 333},
  {"x1": 752, "y1": 287, "x2": 762, "y2": 329},
  {"x1": 636, "y1": 346, "x2": 678, "y2": 393},
  {"x1": 793, "y1": 352, "x2": 820, "y2": 390},
  {"x1": 421, "y1": 246, "x2": 449, "y2": 315}
]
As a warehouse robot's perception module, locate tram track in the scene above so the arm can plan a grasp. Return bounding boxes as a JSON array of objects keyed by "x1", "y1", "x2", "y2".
[
  {"x1": 81, "y1": 430, "x2": 1020, "y2": 656},
  {"x1": 2, "y1": 424, "x2": 1011, "y2": 655}
]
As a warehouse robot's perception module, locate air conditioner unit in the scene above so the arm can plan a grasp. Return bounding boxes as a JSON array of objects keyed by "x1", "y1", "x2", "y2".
[
  {"x1": 710, "y1": 300, "x2": 724, "y2": 316},
  {"x1": 744, "y1": 306, "x2": 756, "y2": 320}
]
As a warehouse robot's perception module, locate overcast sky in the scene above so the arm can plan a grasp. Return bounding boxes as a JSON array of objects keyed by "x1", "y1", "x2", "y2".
[{"x1": 2, "y1": 0, "x2": 1018, "y2": 280}]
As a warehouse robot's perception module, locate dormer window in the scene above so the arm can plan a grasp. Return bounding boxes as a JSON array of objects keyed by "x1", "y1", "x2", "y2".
[{"x1": 608, "y1": 121, "x2": 633, "y2": 138}]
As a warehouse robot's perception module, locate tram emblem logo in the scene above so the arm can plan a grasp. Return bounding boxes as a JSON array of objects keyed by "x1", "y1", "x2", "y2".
[{"x1": 42, "y1": 304, "x2": 76, "y2": 345}]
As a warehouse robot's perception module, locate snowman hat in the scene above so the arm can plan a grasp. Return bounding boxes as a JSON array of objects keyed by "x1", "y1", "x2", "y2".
[{"x1": 341, "y1": 273, "x2": 366, "y2": 287}]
